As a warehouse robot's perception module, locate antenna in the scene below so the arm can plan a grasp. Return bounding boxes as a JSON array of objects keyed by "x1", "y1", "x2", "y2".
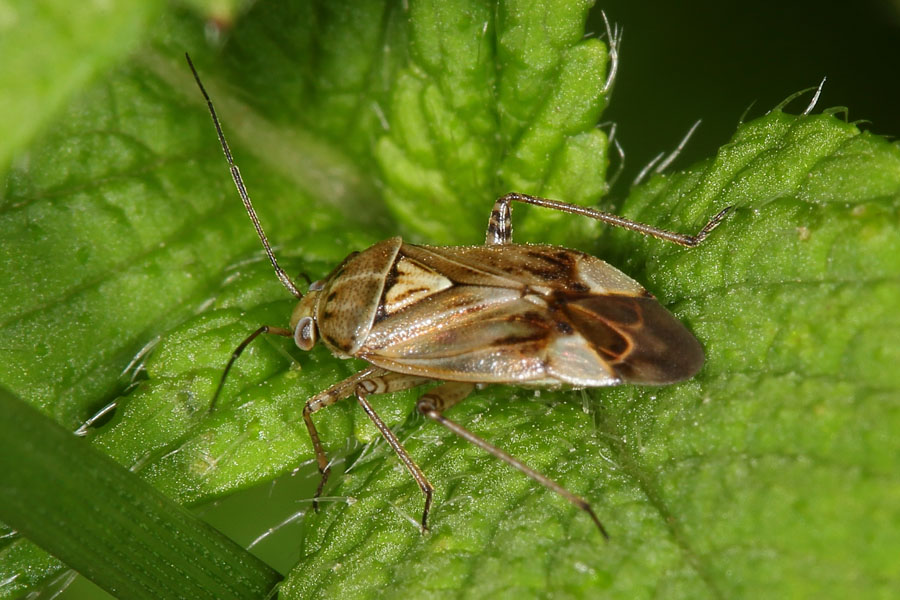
[{"x1": 185, "y1": 53, "x2": 304, "y2": 299}]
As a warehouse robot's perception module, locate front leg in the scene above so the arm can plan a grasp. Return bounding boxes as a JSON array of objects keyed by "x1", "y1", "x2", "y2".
[{"x1": 302, "y1": 367, "x2": 430, "y2": 510}]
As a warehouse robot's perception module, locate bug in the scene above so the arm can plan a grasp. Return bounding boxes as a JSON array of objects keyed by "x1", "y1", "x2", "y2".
[{"x1": 186, "y1": 55, "x2": 730, "y2": 539}]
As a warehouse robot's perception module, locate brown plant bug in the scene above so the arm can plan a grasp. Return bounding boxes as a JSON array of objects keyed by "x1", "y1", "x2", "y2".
[{"x1": 186, "y1": 54, "x2": 731, "y2": 540}]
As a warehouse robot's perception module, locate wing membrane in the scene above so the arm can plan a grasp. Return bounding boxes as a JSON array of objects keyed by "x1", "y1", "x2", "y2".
[{"x1": 564, "y1": 295, "x2": 704, "y2": 384}]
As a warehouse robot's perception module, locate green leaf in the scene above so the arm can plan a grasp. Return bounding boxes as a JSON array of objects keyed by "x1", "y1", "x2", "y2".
[
  {"x1": 280, "y1": 112, "x2": 900, "y2": 598},
  {"x1": 0, "y1": 0, "x2": 166, "y2": 168},
  {"x1": 1, "y1": 1, "x2": 898, "y2": 599},
  {"x1": 0, "y1": 386, "x2": 281, "y2": 599}
]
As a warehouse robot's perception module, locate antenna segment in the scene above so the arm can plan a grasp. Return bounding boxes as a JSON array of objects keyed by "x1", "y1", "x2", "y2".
[{"x1": 185, "y1": 53, "x2": 303, "y2": 299}]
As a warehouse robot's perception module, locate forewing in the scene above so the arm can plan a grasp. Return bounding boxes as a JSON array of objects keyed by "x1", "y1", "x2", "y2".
[
  {"x1": 359, "y1": 275, "x2": 624, "y2": 386},
  {"x1": 355, "y1": 243, "x2": 702, "y2": 387},
  {"x1": 404, "y1": 244, "x2": 646, "y2": 295},
  {"x1": 563, "y1": 294, "x2": 705, "y2": 384},
  {"x1": 360, "y1": 288, "x2": 617, "y2": 384}
]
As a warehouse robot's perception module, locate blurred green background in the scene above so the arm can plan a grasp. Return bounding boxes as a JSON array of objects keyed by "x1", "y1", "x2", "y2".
[{"x1": 596, "y1": 0, "x2": 900, "y2": 192}]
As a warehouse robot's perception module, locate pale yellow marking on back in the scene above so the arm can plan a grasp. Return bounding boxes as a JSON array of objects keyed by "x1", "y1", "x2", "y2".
[{"x1": 384, "y1": 257, "x2": 453, "y2": 315}]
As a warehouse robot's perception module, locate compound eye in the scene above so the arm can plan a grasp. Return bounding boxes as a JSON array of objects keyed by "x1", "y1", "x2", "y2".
[{"x1": 294, "y1": 316, "x2": 317, "y2": 350}]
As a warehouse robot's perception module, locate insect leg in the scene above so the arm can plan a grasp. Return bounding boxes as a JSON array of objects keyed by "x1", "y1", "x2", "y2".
[
  {"x1": 210, "y1": 325, "x2": 293, "y2": 413},
  {"x1": 485, "y1": 191, "x2": 732, "y2": 247},
  {"x1": 304, "y1": 367, "x2": 431, "y2": 514},
  {"x1": 417, "y1": 384, "x2": 610, "y2": 540},
  {"x1": 303, "y1": 367, "x2": 379, "y2": 508},
  {"x1": 353, "y1": 373, "x2": 435, "y2": 532}
]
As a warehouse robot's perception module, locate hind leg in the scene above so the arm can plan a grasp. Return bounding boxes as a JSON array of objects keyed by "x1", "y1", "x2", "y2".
[{"x1": 417, "y1": 382, "x2": 609, "y2": 539}]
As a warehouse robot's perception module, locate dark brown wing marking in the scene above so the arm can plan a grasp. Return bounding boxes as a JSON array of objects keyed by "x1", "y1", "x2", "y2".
[
  {"x1": 405, "y1": 244, "x2": 647, "y2": 297},
  {"x1": 360, "y1": 295, "x2": 564, "y2": 383},
  {"x1": 562, "y1": 294, "x2": 704, "y2": 384}
]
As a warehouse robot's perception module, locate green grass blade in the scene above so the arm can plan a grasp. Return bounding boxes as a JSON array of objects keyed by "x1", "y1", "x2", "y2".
[
  {"x1": 0, "y1": 386, "x2": 281, "y2": 599},
  {"x1": 0, "y1": 1, "x2": 166, "y2": 168}
]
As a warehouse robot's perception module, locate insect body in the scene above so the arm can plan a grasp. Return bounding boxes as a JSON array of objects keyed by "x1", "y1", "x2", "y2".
[
  {"x1": 187, "y1": 55, "x2": 730, "y2": 539},
  {"x1": 297, "y1": 239, "x2": 706, "y2": 388}
]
